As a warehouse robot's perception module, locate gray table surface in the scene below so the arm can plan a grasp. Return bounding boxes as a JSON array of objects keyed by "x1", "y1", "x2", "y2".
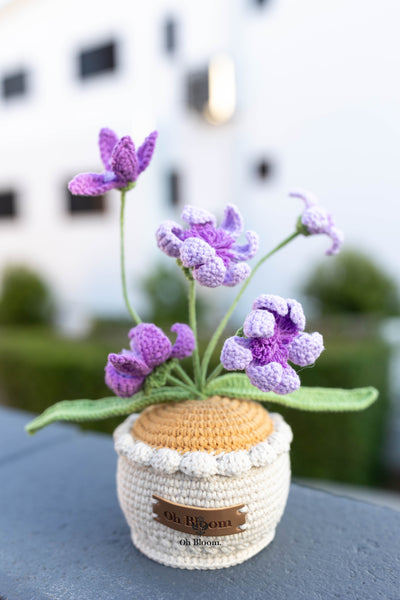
[{"x1": 1, "y1": 405, "x2": 399, "y2": 600}]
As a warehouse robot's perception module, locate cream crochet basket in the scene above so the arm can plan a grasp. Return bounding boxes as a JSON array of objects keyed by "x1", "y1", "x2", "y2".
[{"x1": 114, "y1": 396, "x2": 292, "y2": 569}]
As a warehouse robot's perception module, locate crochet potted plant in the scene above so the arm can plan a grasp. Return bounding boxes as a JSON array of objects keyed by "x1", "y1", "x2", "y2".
[{"x1": 26, "y1": 128, "x2": 378, "y2": 570}]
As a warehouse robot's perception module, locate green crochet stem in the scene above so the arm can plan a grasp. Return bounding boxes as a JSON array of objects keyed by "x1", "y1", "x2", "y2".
[
  {"x1": 120, "y1": 188, "x2": 142, "y2": 324},
  {"x1": 174, "y1": 362, "x2": 197, "y2": 387},
  {"x1": 200, "y1": 230, "x2": 300, "y2": 385},
  {"x1": 189, "y1": 279, "x2": 201, "y2": 387},
  {"x1": 206, "y1": 363, "x2": 225, "y2": 384},
  {"x1": 25, "y1": 380, "x2": 378, "y2": 435},
  {"x1": 167, "y1": 375, "x2": 201, "y2": 397}
]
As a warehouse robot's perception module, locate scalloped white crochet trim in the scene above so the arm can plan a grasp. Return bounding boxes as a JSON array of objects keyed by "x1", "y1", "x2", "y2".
[{"x1": 114, "y1": 412, "x2": 292, "y2": 479}]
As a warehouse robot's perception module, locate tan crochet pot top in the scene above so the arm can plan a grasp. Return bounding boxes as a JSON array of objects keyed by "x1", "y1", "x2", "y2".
[{"x1": 132, "y1": 395, "x2": 274, "y2": 454}]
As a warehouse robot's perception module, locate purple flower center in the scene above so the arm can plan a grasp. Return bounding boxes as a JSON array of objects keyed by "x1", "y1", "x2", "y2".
[
  {"x1": 249, "y1": 314, "x2": 299, "y2": 367},
  {"x1": 178, "y1": 224, "x2": 236, "y2": 266}
]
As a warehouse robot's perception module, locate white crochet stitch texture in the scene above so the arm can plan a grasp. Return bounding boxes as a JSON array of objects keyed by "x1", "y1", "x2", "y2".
[
  {"x1": 114, "y1": 412, "x2": 292, "y2": 478},
  {"x1": 114, "y1": 411, "x2": 292, "y2": 569}
]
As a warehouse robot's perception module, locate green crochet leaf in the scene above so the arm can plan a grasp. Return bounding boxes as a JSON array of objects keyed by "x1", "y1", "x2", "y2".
[
  {"x1": 144, "y1": 359, "x2": 178, "y2": 394},
  {"x1": 26, "y1": 373, "x2": 379, "y2": 435},
  {"x1": 205, "y1": 373, "x2": 378, "y2": 411},
  {"x1": 25, "y1": 387, "x2": 192, "y2": 435}
]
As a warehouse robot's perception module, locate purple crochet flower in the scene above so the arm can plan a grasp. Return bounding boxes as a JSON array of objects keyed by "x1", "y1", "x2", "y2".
[
  {"x1": 105, "y1": 322, "x2": 195, "y2": 398},
  {"x1": 290, "y1": 189, "x2": 344, "y2": 256},
  {"x1": 68, "y1": 128, "x2": 158, "y2": 196},
  {"x1": 156, "y1": 205, "x2": 259, "y2": 288},
  {"x1": 221, "y1": 294, "x2": 324, "y2": 395}
]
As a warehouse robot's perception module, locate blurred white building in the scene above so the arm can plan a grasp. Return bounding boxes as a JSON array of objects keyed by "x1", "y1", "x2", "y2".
[{"x1": 0, "y1": 0, "x2": 399, "y2": 327}]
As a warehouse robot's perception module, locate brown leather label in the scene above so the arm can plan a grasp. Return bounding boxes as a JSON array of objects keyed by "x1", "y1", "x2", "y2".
[{"x1": 152, "y1": 495, "x2": 246, "y2": 537}]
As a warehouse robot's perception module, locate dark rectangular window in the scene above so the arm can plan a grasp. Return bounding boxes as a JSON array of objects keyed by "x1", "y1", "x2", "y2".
[
  {"x1": 67, "y1": 188, "x2": 105, "y2": 214},
  {"x1": 78, "y1": 41, "x2": 117, "y2": 79},
  {"x1": 255, "y1": 158, "x2": 273, "y2": 181},
  {"x1": 0, "y1": 190, "x2": 17, "y2": 218},
  {"x1": 2, "y1": 70, "x2": 27, "y2": 99},
  {"x1": 186, "y1": 69, "x2": 209, "y2": 114},
  {"x1": 167, "y1": 170, "x2": 180, "y2": 207},
  {"x1": 164, "y1": 18, "x2": 177, "y2": 54}
]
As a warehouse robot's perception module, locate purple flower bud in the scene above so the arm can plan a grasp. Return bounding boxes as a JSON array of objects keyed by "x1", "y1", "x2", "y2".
[
  {"x1": 290, "y1": 189, "x2": 344, "y2": 256},
  {"x1": 110, "y1": 137, "x2": 138, "y2": 185}
]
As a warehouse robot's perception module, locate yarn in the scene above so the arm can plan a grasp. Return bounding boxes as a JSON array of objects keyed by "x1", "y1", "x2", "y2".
[{"x1": 132, "y1": 396, "x2": 274, "y2": 454}]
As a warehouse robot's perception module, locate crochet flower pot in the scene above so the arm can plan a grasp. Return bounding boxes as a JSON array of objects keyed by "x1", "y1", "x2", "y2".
[{"x1": 114, "y1": 396, "x2": 292, "y2": 570}]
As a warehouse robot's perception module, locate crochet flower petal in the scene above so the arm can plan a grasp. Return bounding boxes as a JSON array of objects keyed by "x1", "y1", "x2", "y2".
[
  {"x1": 286, "y1": 298, "x2": 306, "y2": 331},
  {"x1": 129, "y1": 323, "x2": 172, "y2": 369},
  {"x1": 221, "y1": 336, "x2": 253, "y2": 371},
  {"x1": 231, "y1": 230, "x2": 259, "y2": 261},
  {"x1": 99, "y1": 128, "x2": 118, "y2": 170},
  {"x1": 111, "y1": 136, "x2": 138, "y2": 185},
  {"x1": 289, "y1": 189, "x2": 319, "y2": 209},
  {"x1": 273, "y1": 365, "x2": 300, "y2": 395},
  {"x1": 105, "y1": 363, "x2": 145, "y2": 398},
  {"x1": 301, "y1": 206, "x2": 331, "y2": 235},
  {"x1": 192, "y1": 256, "x2": 226, "y2": 288},
  {"x1": 291, "y1": 189, "x2": 343, "y2": 256},
  {"x1": 223, "y1": 262, "x2": 251, "y2": 287},
  {"x1": 180, "y1": 237, "x2": 215, "y2": 268},
  {"x1": 170, "y1": 323, "x2": 196, "y2": 359},
  {"x1": 181, "y1": 205, "x2": 217, "y2": 227},
  {"x1": 252, "y1": 294, "x2": 288, "y2": 317},
  {"x1": 243, "y1": 309, "x2": 276, "y2": 339},
  {"x1": 137, "y1": 131, "x2": 158, "y2": 175},
  {"x1": 288, "y1": 332, "x2": 324, "y2": 367},
  {"x1": 68, "y1": 173, "x2": 116, "y2": 196},
  {"x1": 326, "y1": 226, "x2": 344, "y2": 256},
  {"x1": 219, "y1": 204, "x2": 243, "y2": 238},
  {"x1": 156, "y1": 220, "x2": 184, "y2": 258},
  {"x1": 246, "y1": 361, "x2": 283, "y2": 392},
  {"x1": 108, "y1": 350, "x2": 151, "y2": 377}
]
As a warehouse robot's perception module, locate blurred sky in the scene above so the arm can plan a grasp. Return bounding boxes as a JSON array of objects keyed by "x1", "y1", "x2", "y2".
[{"x1": 0, "y1": 0, "x2": 399, "y2": 327}]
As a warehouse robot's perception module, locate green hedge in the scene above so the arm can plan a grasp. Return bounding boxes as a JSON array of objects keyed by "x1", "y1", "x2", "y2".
[
  {"x1": 276, "y1": 335, "x2": 390, "y2": 486},
  {"x1": 0, "y1": 327, "x2": 390, "y2": 485},
  {"x1": 0, "y1": 327, "x2": 122, "y2": 434},
  {"x1": 0, "y1": 266, "x2": 55, "y2": 326}
]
